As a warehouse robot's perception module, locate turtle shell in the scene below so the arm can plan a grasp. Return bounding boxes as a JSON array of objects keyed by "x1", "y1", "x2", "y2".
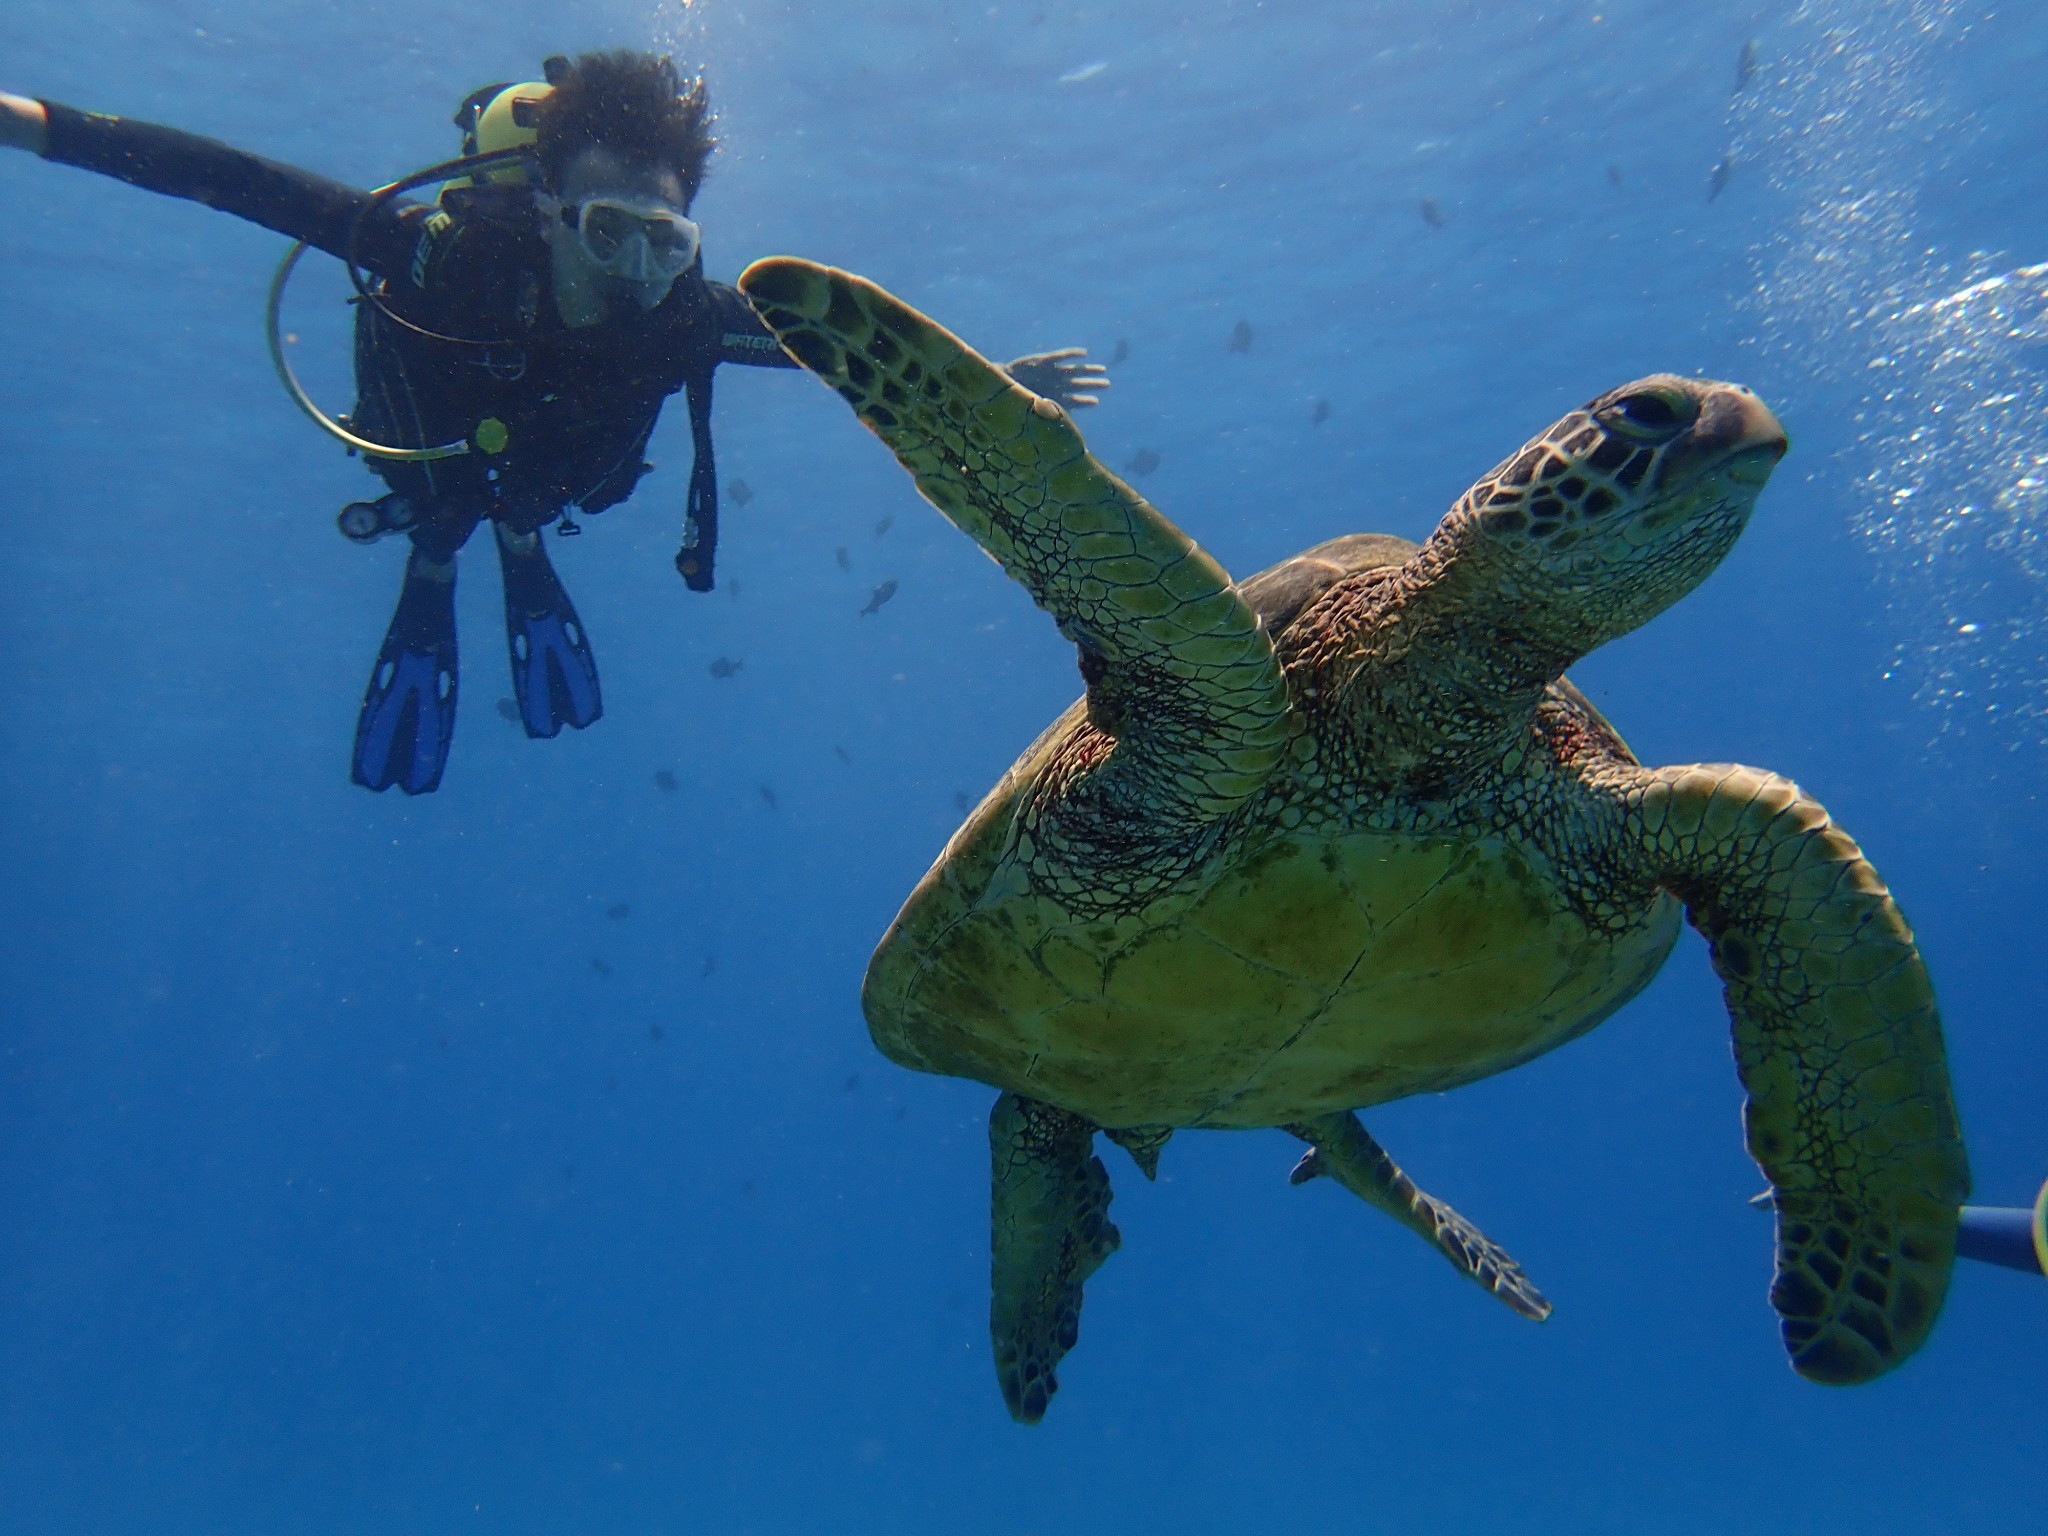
[{"x1": 860, "y1": 533, "x2": 1682, "y2": 1129}]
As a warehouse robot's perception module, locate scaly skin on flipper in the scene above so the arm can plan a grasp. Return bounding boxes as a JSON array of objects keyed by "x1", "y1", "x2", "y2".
[
  {"x1": 989, "y1": 1093, "x2": 1120, "y2": 1424},
  {"x1": 738, "y1": 258, "x2": 1291, "y2": 864},
  {"x1": 1287, "y1": 1112, "x2": 1552, "y2": 1321},
  {"x1": 753, "y1": 257, "x2": 1967, "y2": 1418},
  {"x1": 1593, "y1": 763, "x2": 1967, "y2": 1382}
]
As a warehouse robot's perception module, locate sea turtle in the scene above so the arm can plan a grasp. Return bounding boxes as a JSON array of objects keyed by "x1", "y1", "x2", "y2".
[{"x1": 736, "y1": 258, "x2": 1970, "y2": 1423}]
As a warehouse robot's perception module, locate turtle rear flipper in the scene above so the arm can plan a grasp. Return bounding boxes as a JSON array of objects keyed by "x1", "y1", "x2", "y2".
[
  {"x1": 738, "y1": 258, "x2": 1290, "y2": 835},
  {"x1": 1287, "y1": 1111, "x2": 1551, "y2": 1321},
  {"x1": 990, "y1": 1093, "x2": 1120, "y2": 1424},
  {"x1": 1611, "y1": 762, "x2": 1969, "y2": 1381}
]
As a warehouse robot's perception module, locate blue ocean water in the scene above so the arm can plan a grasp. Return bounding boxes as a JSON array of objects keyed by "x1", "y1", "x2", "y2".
[{"x1": 2, "y1": 0, "x2": 2044, "y2": 1529}]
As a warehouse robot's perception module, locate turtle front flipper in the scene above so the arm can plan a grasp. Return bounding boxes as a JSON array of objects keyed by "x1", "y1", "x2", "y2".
[
  {"x1": 1286, "y1": 1112, "x2": 1551, "y2": 1321},
  {"x1": 738, "y1": 259, "x2": 1290, "y2": 832},
  {"x1": 1610, "y1": 763, "x2": 1969, "y2": 1382},
  {"x1": 989, "y1": 1092, "x2": 1120, "y2": 1424}
]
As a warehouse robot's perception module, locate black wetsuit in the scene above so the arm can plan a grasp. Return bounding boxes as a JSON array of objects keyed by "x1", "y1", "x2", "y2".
[{"x1": 38, "y1": 101, "x2": 798, "y2": 793}]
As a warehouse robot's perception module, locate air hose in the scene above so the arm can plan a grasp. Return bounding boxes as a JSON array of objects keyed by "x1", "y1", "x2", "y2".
[{"x1": 264, "y1": 145, "x2": 532, "y2": 462}]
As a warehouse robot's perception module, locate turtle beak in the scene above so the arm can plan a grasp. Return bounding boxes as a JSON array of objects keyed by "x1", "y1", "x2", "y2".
[
  {"x1": 1659, "y1": 385, "x2": 1788, "y2": 492},
  {"x1": 1719, "y1": 387, "x2": 1789, "y2": 486},
  {"x1": 1723, "y1": 442, "x2": 1784, "y2": 487}
]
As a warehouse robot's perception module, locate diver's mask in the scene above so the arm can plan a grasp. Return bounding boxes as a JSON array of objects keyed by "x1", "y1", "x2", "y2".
[{"x1": 553, "y1": 195, "x2": 701, "y2": 302}]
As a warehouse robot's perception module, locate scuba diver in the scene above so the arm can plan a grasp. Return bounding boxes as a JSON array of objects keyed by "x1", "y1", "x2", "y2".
[{"x1": 0, "y1": 53, "x2": 1110, "y2": 793}]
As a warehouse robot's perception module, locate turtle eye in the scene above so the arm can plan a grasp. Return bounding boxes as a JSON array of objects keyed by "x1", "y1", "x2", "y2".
[{"x1": 1599, "y1": 387, "x2": 1695, "y2": 440}]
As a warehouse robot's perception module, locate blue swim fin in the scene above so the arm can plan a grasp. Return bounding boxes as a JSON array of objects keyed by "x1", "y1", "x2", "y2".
[
  {"x1": 352, "y1": 549, "x2": 459, "y2": 794},
  {"x1": 494, "y1": 522, "x2": 601, "y2": 738}
]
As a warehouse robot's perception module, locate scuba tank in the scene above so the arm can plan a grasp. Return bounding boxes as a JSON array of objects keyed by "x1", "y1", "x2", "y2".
[
  {"x1": 443, "y1": 62, "x2": 562, "y2": 194},
  {"x1": 266, "y1": 60, "x2": 566, "y2": 462}
]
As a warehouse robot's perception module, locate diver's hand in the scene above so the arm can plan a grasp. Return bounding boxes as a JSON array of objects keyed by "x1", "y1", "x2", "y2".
[
  {"x1": 1003, "y1": 347, "x2": 1111, "y2": 410},
  {"x1": 0, "y1": 94, "x2": 49, "y2": 154}
]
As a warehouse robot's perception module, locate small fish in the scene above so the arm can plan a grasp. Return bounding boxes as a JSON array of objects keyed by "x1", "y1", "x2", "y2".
[
  {"x1": 1126, "y1": 448, "x2": 1161, "y2": 477},
  {"x1": 1310, "y1": 398, "x2": 1331, "y2": 428},
  {"x1": 495, "y1": 697, "x2": 519, "y2": 722},
  {"x1": 954, "y1": 790, "x2": 972, "y2": 813},
  {"x1": 759, "y1": 784, "x2": 779, "y2": 809},
  {"x1": 725, "y1": 579, "x2": 742, "y2": 598},
  {"x1": 1734, "y1": 39, "x2": 1759, "y2": 94},
  {"x1": 843, "y1": 1073, "x2": 861, "y2": 1092},
  {"x1": 654, "y1": 768, "x2": 678, "y2": 792},
  {"x1": 1227, "y1": 319, "x2": 1254, "y2": 354},
  {"x1": 590, "y1": 957, "x2": 612, "y2": 976},
  {"x1": 709, "y1": 656, "x2": 744, "y2": 679},
  {"x1": 1058, "y1": 60, "x2": 1107, "y2": 84},
  {"x1": 1110, "y1": 337, "x2": 1131, "y2": 366},
  {"x1": 874, "y1": 515, "x2": 894, "y2": 539},
  {"x1": 701, "y1": 955, "x2": 717, "y2": 977},
  {"x1": 834, "y1": 744, "x2": 852, "y2": 764},
  {"x1": 607, "y1": 903, "x2": 631, "y2": 921},
  {"x1": 860, "y1": 579, "x2": 898, "y2": 617},
  {"x1": 727, "y1": 478, "x2": 754, "y2": 508},
  {"x1": 1707, "y1": 152, "x2": 1734, "y2": 202},
  {"x1": 835, "y1": 546, "x2": 851, "y2": 570},
  {"x1": 1419, "y1": 197, "x2": 1445, "y2": 230},
  {"x1": 649, "y1": 1023, "x2": 665, "y2": 1042},
  {"x1": 1606, "y1": 164, "x2": 1624, "y2": 189}
]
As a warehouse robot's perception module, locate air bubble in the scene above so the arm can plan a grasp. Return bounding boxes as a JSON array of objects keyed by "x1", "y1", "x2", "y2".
[{"x1": 1740, "y1": 0, "x2": 2048, "y2": 748}]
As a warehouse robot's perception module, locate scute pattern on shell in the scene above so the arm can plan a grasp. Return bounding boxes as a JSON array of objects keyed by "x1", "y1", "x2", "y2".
[{"x1": 738, "y1": 257, "x2": 1967, "y2": 1396}]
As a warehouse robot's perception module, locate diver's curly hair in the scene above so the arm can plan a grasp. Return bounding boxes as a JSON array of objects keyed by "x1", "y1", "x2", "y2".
[{"x1": 534, "y1": 51, "x2": 715, "y2": 205}]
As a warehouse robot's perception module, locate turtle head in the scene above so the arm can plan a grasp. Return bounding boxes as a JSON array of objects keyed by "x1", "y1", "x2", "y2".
[{"x1": 1435, "y1": 374, "x2": 1787, "y2": 655}]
